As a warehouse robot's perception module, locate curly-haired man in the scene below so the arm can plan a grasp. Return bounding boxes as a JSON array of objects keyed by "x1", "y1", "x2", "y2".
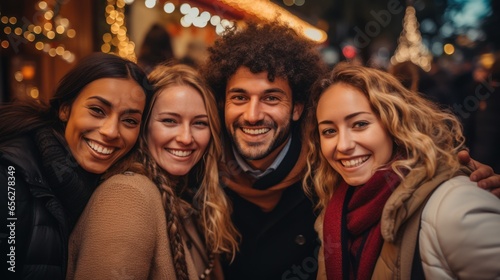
[{"x1": 202, "y1": 20, "x2": 326, "y2": 280}]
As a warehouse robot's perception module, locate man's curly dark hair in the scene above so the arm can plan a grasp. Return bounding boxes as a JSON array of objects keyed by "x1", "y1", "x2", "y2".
[{"x1": 202, "y1": 20, "x2": 327, "y2": 117}]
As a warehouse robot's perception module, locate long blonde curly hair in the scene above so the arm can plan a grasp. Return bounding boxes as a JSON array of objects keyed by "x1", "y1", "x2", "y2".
[
  {"x1": 303, "y1": 62, "x2": 465, "y2": 211},
  {"x1": 130, "y1": 63, "x2": 239, "y2": 279}
]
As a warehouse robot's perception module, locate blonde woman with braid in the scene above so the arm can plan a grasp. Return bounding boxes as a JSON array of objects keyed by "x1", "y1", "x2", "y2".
[
  {"x1": 67, "y1": 64, "x2": 239, "y2": 280},
  {"x1": 304, "y1": 62, "x2": 500, "y2": 279}
]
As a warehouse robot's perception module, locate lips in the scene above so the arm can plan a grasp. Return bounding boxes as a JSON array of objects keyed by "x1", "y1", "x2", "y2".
[
  {"x1": 340, "y1": 155, "x2": 370, "y2": 168},
  {"x1": 85, "y1": 139, "x2": 115, "y2": 155},
  {"x1": 241, "y1": 127, "x2": 270, "y2": 135},
  {"x1": 167, "y1": 149, "x2": 193, "y2": 157}
]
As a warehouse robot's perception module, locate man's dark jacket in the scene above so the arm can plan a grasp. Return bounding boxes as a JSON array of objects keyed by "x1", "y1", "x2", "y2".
[{"x1": 221, "y1": 132, "x2": 319, "y2": 280}]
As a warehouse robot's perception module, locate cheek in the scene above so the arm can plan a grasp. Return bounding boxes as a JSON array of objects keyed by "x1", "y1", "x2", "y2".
[
  {"x1": 319, "y1": 137, "x2": 332, "y2": 157},
  {"x1": 64, "y1": 116, "x2": 81, "y2": 147},
  {"x1": 123, "y1": 127, "x2": 141, "y2": 147},
  {"x1": 370, "y1": 129, "x2": 394, "y2": 164},
  {"x1": 224, "y1": 106, "x2": 237, "y2": 124},
  {"x1": 196, "y1": 130, "x2": 212, "y2": 152},
  {"x1": 146, "y1": 125, "x2": 161, "y2": 151}
]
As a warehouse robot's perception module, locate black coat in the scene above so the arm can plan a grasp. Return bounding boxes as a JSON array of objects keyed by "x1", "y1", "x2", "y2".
[
  {"x1": 0, "y1": 136, "x2": 69, "y2": 280},
  {"x1": 224, "y1": 183, "x2": 318, "y2": 280},
  {"x1": 222, "y1": 134, "x2": 319, "y2": 280}
]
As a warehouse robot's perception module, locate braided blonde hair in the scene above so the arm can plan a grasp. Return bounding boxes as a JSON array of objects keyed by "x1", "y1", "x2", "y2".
[{"x1": 130, "y1": 63, "x2": 239, "y2": 279}]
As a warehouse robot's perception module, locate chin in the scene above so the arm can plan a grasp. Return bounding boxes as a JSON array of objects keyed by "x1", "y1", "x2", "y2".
[
  {"x1": 166, "y1": 169, "x2": 190, "y2": 177},
  {"x1": 82, "y1": 165, "x2": 107, "y2": 175},
  {"x1": 344, "y1": 177, "x2": 369, "y2": 187}
]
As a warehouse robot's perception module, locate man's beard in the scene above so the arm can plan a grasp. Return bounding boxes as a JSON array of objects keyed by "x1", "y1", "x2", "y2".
[{"x1": 229, "y1": 118, "x2": 292, "y2": 161}]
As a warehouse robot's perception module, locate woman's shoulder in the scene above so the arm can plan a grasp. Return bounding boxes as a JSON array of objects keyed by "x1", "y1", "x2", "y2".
[
  {"x1": 96, "y1": 172, "x2": 161, "y2": 201},
  {"x1": 426, "y1": 175, "x2": 500, "y2": 211},
  {"x1": 420, "y1": 175, "x2": 500, "y2": 278},
  {"x1": 422, "y1": 175, "x2": 500, "y2": 231}
]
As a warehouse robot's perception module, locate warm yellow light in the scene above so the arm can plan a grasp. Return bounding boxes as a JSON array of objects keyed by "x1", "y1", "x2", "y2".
[
  {"x1": 21, "y1": 65, "x2": 35, "y2": 80},
  {"x1": 204, "y1": 0, "x2": 327, "y2": 42},
  {"x1": 443, "y1": 43, "x2": 455, "y2": 55},
  {"x1": 60, "y1": 18, "x2": 70, "y2": 27},
  {"x1": 116, "y1": 0, "x2": 126, "y2": 8},
  {"x1": 56, "y1": 25, "x2": 65, "y2": 34},
  {"x1": 56, "y1": 46, "x2": 65, "y2": 55},
  {"x1": 14, "y1": 71, "x2": 23, "y2": 82},
  {"x1": 46, "y1": 31, "x2": 55, "y2": 39},
  {"x1": 44, "y1": 22, "x2": 53, "y2": 31},
  {"x1": 63, "y1": 51, "x2": 72, "y2": 60},
  {"x1": 9, "y1": 17, "x2": 17, "y2": 24},
  {"x1": 44, "y1": 11, "x2": 54, "y2": 20},
  {"x1": 101, "y1": 43, "x2": 111, "y2": 53},
  {"x1": 66, "y1": 54, "x2": 75, "y2": 63},
  {"x1": 1, "y1": 40, "x2": 9, "y2": 48},
  {"x1": 33, "y1": 26, "x2": 42, "y2": 34},
  {"x1": 479, "y1": 53, "x2": 494, "y2": 69},
  {"x1": 38, "y1": 1, "x2": 48, "y2": 10},
  {"x1": 106, "y1": 5, "x2": 114, "y2": 13},
  {"x1": 35, "y1": 42, "x2": 44, "y2": 50},
  {"x1": 67, "y1": 29, "x2": 76, "y2": 38},
  {"x1": 30, "y1": 87, "x2": 40, "y2": 99},
  {"x1": 304, "y1": 28, "x2": 324, "y2": 43},
  {"x1": 103, "y1": 33, "x2": 112, "y2": 42}
]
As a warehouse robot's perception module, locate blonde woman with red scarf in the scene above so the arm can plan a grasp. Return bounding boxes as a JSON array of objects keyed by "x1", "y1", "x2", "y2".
[{"x1": 304, "y1": 62, "x2": 500, "y2": 280}]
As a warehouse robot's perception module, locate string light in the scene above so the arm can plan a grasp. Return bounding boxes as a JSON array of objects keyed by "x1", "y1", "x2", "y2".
[
  {"x1": 0, "y1": 1, "x2": 76, "y2": 63},
  {"x1": 390, "y1": 5, "x2": 432, "y2": 72},
  {"x1": 138, "y1": 0, "x2": 323, "y2": 42},
  {"x1": 102, "y1": 0, "x2": 136, "y2": 62},
  {"x1": 210, "y1": 0, "x2": 326, "y2": 42}
]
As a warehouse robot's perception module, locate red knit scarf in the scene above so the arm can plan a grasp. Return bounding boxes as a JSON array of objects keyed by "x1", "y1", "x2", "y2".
[{"x1": 323, "y1": 169, "x2": 401, "y2": 280}]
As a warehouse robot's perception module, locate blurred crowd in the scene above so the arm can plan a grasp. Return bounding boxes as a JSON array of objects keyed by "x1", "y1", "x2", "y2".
[{"x1": 389, "y1": 55, "x2": 500, "y2": 173}]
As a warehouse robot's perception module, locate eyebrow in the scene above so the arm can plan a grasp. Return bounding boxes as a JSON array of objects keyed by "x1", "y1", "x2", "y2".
[
  {"x1": 157, "y1": 112, "x2": 208, "y2": 119},
  {"x1": 318, "y1": 111, "x2": 371, "y2": 125},
  {"x1": 87, "y1": 96, "x2": 143, "y2": 115},
  {"x1": 227, "y1": 87, "x2": 287, "y2": 95}
]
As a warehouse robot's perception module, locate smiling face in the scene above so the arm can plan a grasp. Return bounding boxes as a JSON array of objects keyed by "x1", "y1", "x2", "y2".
[
  {"x1": 316, "y1": 82, "x2": 393, "y2": 186},
  {"x1": 146, "y1": 85, "x2": 211, "y2": 176},
  {"x1": 224, "y1": 67, "x2": 303, "y2": 170},
  {"x1": 60, "y1": 78, "x2": 146, "y2": 174}
]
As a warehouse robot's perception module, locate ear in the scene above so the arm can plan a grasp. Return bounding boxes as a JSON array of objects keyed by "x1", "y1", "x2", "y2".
[
  {"x1": 292, "y1": 102, "x2": 304, "y2": 121},
  {"x1": 59, "y1": 105, "x2": 70, "y2": 122}
]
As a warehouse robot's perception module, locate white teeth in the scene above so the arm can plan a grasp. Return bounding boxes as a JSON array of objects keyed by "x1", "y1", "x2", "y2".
[
  {"x1": 86, "y1": 140, "x2": 114, "y2": 155},
  {"x1": 341, "y1": 156, "x2": 369, "y2": 168},
  {"x1": 168, "y1": 149, "x2": 193, "y2": 157},
  {"x1": 242, "y1": 128, "x2": 270, "y2": 135}
]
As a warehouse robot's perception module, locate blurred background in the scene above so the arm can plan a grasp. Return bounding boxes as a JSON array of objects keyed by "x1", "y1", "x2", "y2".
[{"x1": 1, "y1": 0, "x2": 499, "y2": 170}]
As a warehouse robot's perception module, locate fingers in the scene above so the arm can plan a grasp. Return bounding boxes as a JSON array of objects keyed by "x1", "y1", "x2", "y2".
[
  {"x1": 470, "y1": 160, "x2": 494, "y2": 182},
  {"x1": 457, "y1": 149, "x2": 471, "y2": 165},
  {"x1": 490, "y1": 187, "x2": 500, "y2": 199}
]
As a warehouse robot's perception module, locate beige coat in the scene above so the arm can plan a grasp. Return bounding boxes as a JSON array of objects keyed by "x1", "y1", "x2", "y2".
[{"x1": 66, "y1": 173, "x2": 223, "y2": 280}]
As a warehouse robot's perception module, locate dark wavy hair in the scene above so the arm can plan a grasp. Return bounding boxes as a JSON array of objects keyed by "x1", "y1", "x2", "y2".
[
  {"x1": 202, "y1": 20, "x2": 327, "y2": 122},
  {"x1": 0, "y1": 52, "x2": 153, "y2": 143}
]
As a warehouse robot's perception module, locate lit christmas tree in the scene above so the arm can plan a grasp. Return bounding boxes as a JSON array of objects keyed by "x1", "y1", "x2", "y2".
[{"x1": 390, "y1": 3, "x2": 432, "y2": 72}]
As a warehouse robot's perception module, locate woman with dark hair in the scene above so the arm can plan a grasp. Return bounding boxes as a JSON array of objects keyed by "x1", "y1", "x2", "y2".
[{"x1": 0, "y1": 52, "x2": 153, "y2": 279}]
